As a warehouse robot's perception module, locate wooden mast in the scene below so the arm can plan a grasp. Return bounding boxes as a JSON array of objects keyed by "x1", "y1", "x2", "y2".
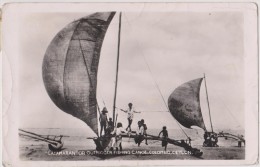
[
  {"x1": 113, "y1": 12, "x2": 122, "y2": 126},
  {"x1": 204, "y1": 73, "x2": 214, "y2": 133}
]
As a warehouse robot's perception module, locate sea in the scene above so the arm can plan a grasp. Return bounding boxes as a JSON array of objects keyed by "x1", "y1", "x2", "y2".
[
  {"x1": 19, "y1": 128, "x2": 245, "y2": 160},
  {"x1": 19, "y1": 128, "x2": 244, "y2": 148}
]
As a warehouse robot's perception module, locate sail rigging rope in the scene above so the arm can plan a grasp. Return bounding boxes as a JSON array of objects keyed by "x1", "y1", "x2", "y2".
[
  {"x1": 123, "y1": 13, "x2": 189, "y2": 139},
  {"x1": 214, "y1": 93, "x2": 242, "y2": 128}
]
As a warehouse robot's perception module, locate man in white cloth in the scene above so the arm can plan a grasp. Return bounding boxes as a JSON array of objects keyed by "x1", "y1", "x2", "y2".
[
  {"x1": 108, "y1": 122, "x2": 126, "y2": 151},
  {"x1": 121, "y1": 103, "x2": 141, "y2": 132}
]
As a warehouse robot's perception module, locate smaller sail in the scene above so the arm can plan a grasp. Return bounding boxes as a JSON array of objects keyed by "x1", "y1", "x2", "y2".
[{"x1": 168, "y1": 78, "x2": 206, "y2": 130}]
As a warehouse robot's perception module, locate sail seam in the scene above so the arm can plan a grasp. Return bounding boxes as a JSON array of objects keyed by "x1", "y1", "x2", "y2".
[{"x1": 62, "y1": 21, "x2": 82, "y2": 107}]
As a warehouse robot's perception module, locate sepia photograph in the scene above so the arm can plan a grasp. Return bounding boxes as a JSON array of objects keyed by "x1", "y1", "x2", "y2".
[{"x1": 2, "y1": 2, "x2": 258, "y2": 166}]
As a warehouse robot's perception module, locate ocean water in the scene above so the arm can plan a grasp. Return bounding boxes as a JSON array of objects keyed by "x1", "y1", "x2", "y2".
[
  {"x1": 19, "y1": 128, "x2": 245, "y2": 160},
  {"x1": 19, "y1": 128, "x2": 244, "y2": 148}
]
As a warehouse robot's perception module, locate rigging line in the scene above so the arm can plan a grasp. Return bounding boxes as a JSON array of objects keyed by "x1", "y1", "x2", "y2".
[
  {"x1": 214, "y1": 93, "x2": 242, "y2": 128},
  {"x1": 203, "y1": 74, "x2": 214, "y2": 133},
  {"x1": 123, "y1": 13, "x2": 189, "y2": 139}
]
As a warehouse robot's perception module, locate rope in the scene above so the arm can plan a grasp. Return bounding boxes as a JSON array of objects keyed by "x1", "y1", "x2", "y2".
[
  {"x1": 123, "y1": 13, "x2": 189, "y2": 139},
  {"x1": 214, "y1": 94, "x2": 242, "y2": 128}
]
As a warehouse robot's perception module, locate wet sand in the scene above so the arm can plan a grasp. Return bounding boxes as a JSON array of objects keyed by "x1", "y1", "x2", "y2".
[{"x1": 19, "y1": 136, "x2": 245, "y2": 161}]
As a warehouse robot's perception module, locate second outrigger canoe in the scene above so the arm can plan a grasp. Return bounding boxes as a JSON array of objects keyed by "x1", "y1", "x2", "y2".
[{"x1": 168, "y1": 75, "x2": 245, "y2": 147}]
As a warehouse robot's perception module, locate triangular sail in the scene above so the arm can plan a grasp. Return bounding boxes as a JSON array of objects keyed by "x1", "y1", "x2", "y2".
[
  {"x1": 42, "y1": 12, "x2": 116, "y2": 135},
  {"x1": 168, "y1": 78, "x2": 206, "y2": 130}
]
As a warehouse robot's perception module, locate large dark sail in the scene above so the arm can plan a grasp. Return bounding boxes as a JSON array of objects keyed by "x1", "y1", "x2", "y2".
[
  {"x1": 168, "y1": 78, "x2": 206, "y2": 130},
  {"x1": 42, "y1": 12, "x2": 116, "y2": 135}
]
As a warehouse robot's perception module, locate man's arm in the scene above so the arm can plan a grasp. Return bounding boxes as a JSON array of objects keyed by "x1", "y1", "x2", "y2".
[
  {"x1": 133, "y1": 110, "x2": 141, "y2": 113},
  {"x1": 158, "y1": 131, "x2": 162, "y2": 137},
  {"x1": 120, "y1": 109, "x2": 127, "y2": 113}
]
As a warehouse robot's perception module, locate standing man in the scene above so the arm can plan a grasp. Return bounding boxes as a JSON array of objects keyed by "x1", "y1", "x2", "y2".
[
  {"x1": 135, "y1": 121, "x2": 144, "y2": 146},
  {"x1": 158, "y1": 126, "x2": 168, "y2": 151},
  {"x1": 99, "y1": 107, "x2": 108, "y2": 136},
  {"x1": 121, "y1": 103, "x2": 141, "y2": 132},
  {"x1": 140, "y1": 119, "x2": 148, "y2": 145}
]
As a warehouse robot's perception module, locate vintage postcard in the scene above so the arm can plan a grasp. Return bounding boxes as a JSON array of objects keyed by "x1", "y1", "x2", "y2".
[{"x1": 2, "y1": 2, "x2": 259, "y2": 166}]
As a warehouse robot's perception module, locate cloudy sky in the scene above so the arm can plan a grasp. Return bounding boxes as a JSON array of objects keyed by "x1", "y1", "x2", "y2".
[{"x1": 15, "y1": 10, "x2": 245, "y2": 136}]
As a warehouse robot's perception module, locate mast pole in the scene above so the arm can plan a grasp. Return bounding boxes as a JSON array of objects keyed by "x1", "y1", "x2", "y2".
[
  {"x1": 204, "y1": 73, "x2": 214, "y2": 133},
  {"x1": 113, "y1": 12, "x2": 122, "y2": 126}
]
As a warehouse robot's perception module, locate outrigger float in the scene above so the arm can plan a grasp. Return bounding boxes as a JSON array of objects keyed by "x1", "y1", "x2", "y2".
[{"x1": 19, "y1": 129, "x2": 68, "y2": 151}]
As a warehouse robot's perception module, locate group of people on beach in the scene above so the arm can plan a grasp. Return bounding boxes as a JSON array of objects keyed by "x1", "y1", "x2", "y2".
[
  {"x1": 203, "y1": 132, "x2": 218, "y2": 147},
  {"x1": 98, "y1": 102, "x2": 169, "y2": 151}
]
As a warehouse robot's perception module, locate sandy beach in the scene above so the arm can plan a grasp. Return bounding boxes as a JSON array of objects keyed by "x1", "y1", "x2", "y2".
[{"x1": 19, "y1": 129, "x2": 245, "y2": 161}]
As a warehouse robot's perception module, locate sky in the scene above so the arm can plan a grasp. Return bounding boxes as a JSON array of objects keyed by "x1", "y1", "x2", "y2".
[{"x1": 16, "y1": 11, "x2": 245, "y2": 136}]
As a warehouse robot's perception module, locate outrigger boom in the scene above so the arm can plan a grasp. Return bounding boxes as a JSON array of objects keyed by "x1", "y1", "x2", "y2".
[
  {"x1": 88, "y1": 132, "x2": 203, "y2": 157},
  {"x1": 218, "y1": 132, "x2": 245, "y2": 143},
  {"x1": 19, "y1": 129, "x2": 68, "y2": 151}
]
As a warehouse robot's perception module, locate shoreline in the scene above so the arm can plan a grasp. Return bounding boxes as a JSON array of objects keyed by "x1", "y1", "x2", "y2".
[{"x1": 20, "y1": 137, "x2": 245, "y2": 161}]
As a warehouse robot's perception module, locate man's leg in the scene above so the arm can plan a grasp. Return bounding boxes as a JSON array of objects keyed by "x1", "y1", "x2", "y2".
[
  {"x1": 129, "y1": 119, "x2": 133, "y2": 132},
  {"x1": 119, "y1": 143, "x2": 122, "y2": 151},
  {"x1": 126, "y1": 118, "x2": 130, "y2": 131},
  {"x1": 104, "y1": 123, "x2": 107, "y2": 134},
  {"x1": 100, "y1": 124, "x2": 103, "y2": 136},
  {"x1": 145, "y1": 134, "x2": 148, "y2": 145}
]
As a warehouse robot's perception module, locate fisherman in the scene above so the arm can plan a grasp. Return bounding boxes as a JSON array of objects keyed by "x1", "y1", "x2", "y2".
[
  {"x1": 140, "y1": 119, "x2": 148, "y2": 145},
  {"x1": 106, "y1": 118, "x2": 114, "y2": 135},
  {"x1": 238, "y1": 134, "x2": 244, "y2": 147},
  {"x1": 203, "y1": 132, "x2": 210, "y2": 147},
  {"x1": 135, "y1": 121, "x2": 144, "y2": 147},
  {"x1": 238, "y1": 140, "x2": 242, "y2": 147},
  {"x1": 99, "y1": 107, "x2": 108, "y2": 136},
  {"x1": 121, "y1": 103, "x2": 141, "y2": 132},
  {"x1": 110, "y1": 122, "x2": 126, "y2": 151},
  {"x1": 213, "y1": 133, "x2": 218, "y2": 147},
  {"x1": 158, "y1": 126, "x2": 168, "y2": 151},
  {"x1": 241, "y1": 135, "x2": 245, "y2": 146},
  {"x1": 208, "y1": 133, "x2": 218, "y2": 147}
]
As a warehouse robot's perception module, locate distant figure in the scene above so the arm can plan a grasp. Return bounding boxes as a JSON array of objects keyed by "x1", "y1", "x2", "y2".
[
  {"x1": 238, "y1": 134, "x2": 244, "y2": 147},
  {"x1": 135, "y1": 121, "x2": 144, "y2": 146},
  {"x1": 203, "y1": 132, "x2": 210, "y2": 147},
  {"x1": 238, "y1": 140, "x2": 242, "y2": 147},
  {"x1": 219, "y1": 131, "x2": 224, "y2": 136},
  {"x1": 121, "y1": 103, "x2": 141, "y2": 132},
  {"x1": 99, "y1": 107, "x2": 108, "y2": 136},
  {"x1": 241, "y1": 135, "x2": 245, "y2": 146},
  {"x1": 140, "y1": 119, "x2": 148, "y2": 145},
  {"x1": 158, "y1": 126, "x2": 168, "y2": 151},
  {"x1": 106, "y1": 118, "x2": 114, "y2": 135},
  {"x1": 213, "y1": 133, "x2": 218, "y2": 147}
]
